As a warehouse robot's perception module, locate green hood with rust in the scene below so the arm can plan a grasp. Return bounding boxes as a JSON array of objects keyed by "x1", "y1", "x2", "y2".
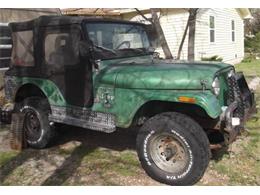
[{"x1": 96, "y1": 58, "x2": 233, "y2": 90}]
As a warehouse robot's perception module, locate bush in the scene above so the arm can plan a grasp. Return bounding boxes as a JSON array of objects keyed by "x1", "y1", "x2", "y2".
[
  {"x1": 201, "y1": 55, "x2": 223, "y2": 62},
  {"x1": 245, "y1": 32, "x2": 260, "y2": 53}
]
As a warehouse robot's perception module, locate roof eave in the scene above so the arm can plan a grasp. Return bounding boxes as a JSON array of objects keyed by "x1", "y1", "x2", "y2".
[{"x1": 236, "y1": 8, "x2": 253, "y2": 19}]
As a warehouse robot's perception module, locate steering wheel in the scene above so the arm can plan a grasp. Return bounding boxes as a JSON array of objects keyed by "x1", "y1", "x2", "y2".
[{"x1": 115, "y1": 41, "x2": 131, "y2": 49}]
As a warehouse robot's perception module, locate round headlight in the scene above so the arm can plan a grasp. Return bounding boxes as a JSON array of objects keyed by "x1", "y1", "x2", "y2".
[
  {"x1": 212, "y1": 77, "x2": 220, "y2": 96},
  {"x1": 228, "y1": 69, "x2": 235, "y2": 78}
]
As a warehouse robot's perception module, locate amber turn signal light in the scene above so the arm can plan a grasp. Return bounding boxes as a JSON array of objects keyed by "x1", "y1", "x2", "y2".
[{"x1": 178, "y1": 96, "x2": 196, "y2": 103}]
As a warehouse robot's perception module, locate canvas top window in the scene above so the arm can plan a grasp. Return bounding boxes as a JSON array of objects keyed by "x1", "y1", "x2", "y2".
[{"x1": 11, "y1": 30, "x2": 34, "y2": 67}]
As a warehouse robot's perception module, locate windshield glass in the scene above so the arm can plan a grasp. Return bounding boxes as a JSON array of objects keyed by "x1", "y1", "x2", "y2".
[{"x1": 85, "y1": 22, "x2": 151, "y2": 60}]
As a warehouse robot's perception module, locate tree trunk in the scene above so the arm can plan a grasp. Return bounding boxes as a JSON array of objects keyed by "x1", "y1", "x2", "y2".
[
  {"x1": 187, "y1": 9, "x2": 198, "y2": 61},
  {"x1": 150, "y1": 8, "x2": 173, "y2": 59},
  {"x1": 177, "y1": 9, "x2": 198, "y2": 60},
  {"x1": 177, "y1": 13, "x2": 190, "y2": 60}
]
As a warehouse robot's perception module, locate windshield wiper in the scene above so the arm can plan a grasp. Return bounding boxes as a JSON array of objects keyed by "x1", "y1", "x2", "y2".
[
  {"x1": 118, "y1": 48, "x2": 145, "y2": 53},
  {"x1": 93, "y1": 44, "x2": 117, "y2": 55}
]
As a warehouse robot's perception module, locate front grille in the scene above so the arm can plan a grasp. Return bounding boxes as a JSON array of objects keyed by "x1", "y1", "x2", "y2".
[{"x1": 227, "y1": 74, "x2": 245, "y2": 121}]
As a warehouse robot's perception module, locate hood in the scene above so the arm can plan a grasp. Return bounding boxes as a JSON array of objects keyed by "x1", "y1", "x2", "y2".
[{"x1": 96, "y1": 58, "x2": 233, "y2": 90}]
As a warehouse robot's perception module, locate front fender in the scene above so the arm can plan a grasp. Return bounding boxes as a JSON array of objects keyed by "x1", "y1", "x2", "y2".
[
  {"x1": 177, "y1": 91, "x2": 222, "y2": 118},
  {"x1": 93, "y1": 88, "x2": 221, "y2": 128}
]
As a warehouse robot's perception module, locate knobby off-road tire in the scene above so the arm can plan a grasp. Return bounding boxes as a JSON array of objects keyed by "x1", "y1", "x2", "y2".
[
  {"x1": 136, "y1": 112, "x2": 210, "y2": 185},
  {"x1": 15, "y1": 97, "x2": 54, "y2": 149}
]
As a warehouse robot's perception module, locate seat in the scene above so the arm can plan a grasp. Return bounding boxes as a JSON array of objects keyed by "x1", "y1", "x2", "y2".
[{"x1": 49, "y1": 35, "x2": 77, "y2": 66}]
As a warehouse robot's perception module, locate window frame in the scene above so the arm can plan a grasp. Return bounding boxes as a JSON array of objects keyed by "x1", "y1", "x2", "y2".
[
  {"x1": 209, "y1": 15, "x2": 215, "y2": 43},
  {"x1": 231, "y1": 20, "x2": 235, "y2": 42}
]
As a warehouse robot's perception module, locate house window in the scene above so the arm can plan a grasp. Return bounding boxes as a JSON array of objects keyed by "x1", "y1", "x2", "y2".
[
  {"x1": 231, "y1": 20, "x2": 235, "y2": 42},
  {"x1": 209, "y1": 16, "x2": 215, "y2": 43}
]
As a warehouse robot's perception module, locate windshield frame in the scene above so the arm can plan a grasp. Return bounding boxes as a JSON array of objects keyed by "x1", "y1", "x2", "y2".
[{"x1": 83, "y1": 20, "x2": 152, "y2": 61}]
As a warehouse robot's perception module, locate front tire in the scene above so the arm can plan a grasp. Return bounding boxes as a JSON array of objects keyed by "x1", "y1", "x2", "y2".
[
  {"x1": 15, "y1": 97, "x2": 54, "y2": 149},
  {"x1": 136, "y1": 112, "x2": 210, "y2": 185}
]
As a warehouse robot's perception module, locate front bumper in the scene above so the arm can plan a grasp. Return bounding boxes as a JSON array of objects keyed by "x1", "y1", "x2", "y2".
[
  {"x1": 222, "y1": 99, "x2": 256, "y2": 143},
  {"x1": 221, "y1": 72, "x2": 257, "y2": 143}
]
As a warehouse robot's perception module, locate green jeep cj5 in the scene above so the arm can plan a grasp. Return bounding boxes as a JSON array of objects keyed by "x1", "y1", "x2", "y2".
[{"x1": 0, "y1": 16, "x2": 256, "y2": 185}]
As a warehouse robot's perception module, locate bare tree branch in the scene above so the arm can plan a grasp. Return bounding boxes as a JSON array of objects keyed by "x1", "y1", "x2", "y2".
[
  {"x1": 134, "y1": 8, "x2": 173, "y2": 59},
  {"x1": 177, "y1": 17, "x2": 189, "y2": 60},
  {"x1": 177, "y1": 8, "x2": 199, "y2": 60},
  {"x1": 187, "y1": 8, "x2": 199, "y2": 61},
  {"x1": 135, "y1": 8, "x2": 153, "y2": 24},
  {"x1": 150, "y1": 8, "x2": 173, "y2": 59},
  {"x1": 93, "y1": 8, "x2": 99, "y2": 13}
]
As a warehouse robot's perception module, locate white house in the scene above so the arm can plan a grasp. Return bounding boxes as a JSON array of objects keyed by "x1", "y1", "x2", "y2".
[{"x1": 118, "y1": 8, "x2": 252, "y2": 64}]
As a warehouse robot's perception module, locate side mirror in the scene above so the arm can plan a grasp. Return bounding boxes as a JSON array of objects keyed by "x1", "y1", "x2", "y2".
[
  {"x1": 147, "y1": 47, "x2": 160, "y2": 59},
  {"x1": 79, "y1": 41, "x2": 90, "y2": 57},
  {"x1": 93, "y1": 59, "x2": 100, "y2": 72}
]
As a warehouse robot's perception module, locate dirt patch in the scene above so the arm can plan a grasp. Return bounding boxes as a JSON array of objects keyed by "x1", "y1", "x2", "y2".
[
  {"x1": 200, "y1": 167, "x2": 230, "y2": 185},
  {"x1": 228, "y1": 132, "x2": 251, "y2": 155},
  {"x1": 249, "y1": 77, "x2": 260, "y2": 90},
  {"x1": 0, "y1": 125, "x2": 12, "y2": 152}
]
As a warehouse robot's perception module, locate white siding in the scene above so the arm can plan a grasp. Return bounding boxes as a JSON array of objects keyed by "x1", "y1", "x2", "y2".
[
  {"x1": 157, "y1": 9, "x2": 189, "y2": 59},
  {"x1": 126, "y1": 8, "x2": 245, "y2": 64},
  {"x1": 195, "y1": 8, "x2": 244, "y2": 64},
  {"x1": 127, "y1": 9, "x2": 190, "y2": 59}
]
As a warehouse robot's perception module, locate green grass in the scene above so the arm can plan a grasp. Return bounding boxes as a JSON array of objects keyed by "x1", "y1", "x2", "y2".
[
  {"x1": 235, "y1": 59, "x2": 260, "y2": 77},
  {"x1": 81, "y1": 149, "x2": 140, "y2": 177},
  {"x1": 0, "y1": 151, "x2": 19, "y2": 167}
]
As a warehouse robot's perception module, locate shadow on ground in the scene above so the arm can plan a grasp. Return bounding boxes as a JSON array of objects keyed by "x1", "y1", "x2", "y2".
[
  {"x1": 43, "y1": 125, "x2": 139, "y2": 185},
  {"x1": 54, "y1": 124, "x2": 138, "y2": 151},
  {"x1": 0, "y1": 125, "x2": 139, "y2": 185}
]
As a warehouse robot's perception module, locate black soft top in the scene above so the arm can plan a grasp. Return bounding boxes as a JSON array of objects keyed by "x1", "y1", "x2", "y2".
[{"x1": 8, "y1": 15, "x2": 145, "y2": 31}]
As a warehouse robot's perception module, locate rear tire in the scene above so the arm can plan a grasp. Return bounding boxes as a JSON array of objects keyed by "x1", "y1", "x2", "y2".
[
  {"x1": 136, "y1": 112, "x2": 210, "y2": 185},
  {"x1": 15, "y1": 97, "x2": 54, "y2": 149}
]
